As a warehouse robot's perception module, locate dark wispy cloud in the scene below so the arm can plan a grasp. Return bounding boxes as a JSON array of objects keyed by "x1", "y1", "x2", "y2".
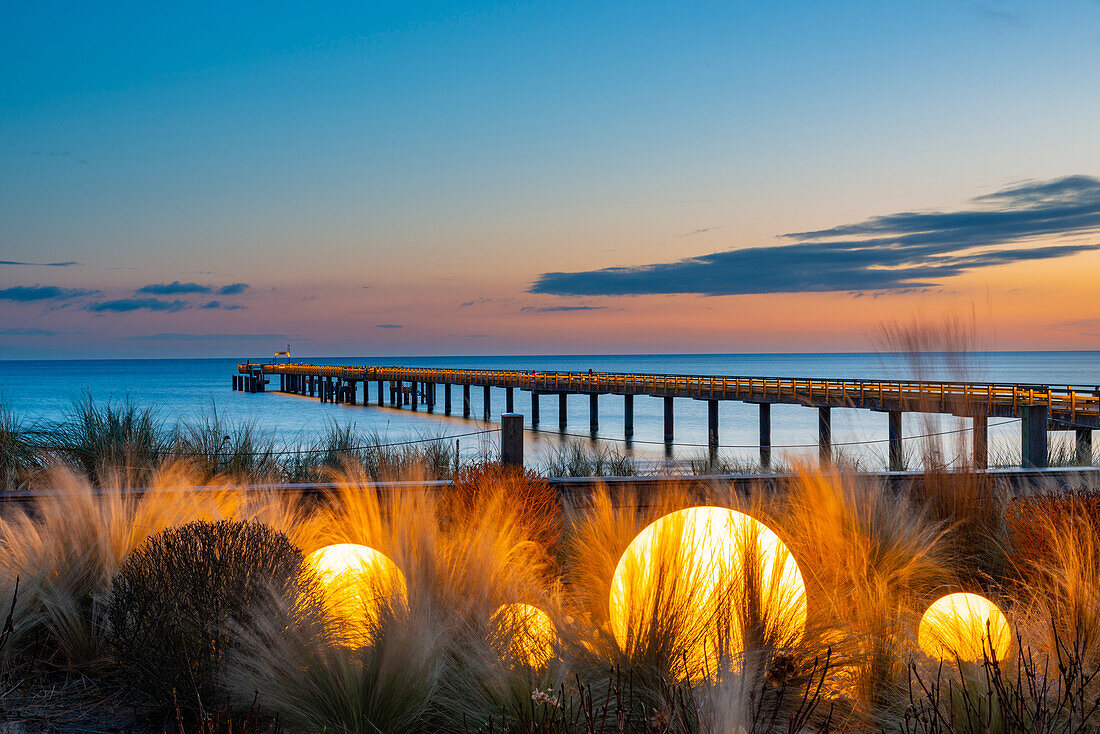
[
  {"x1": 972, "y1": 2, "x2": 1024, "y2": 27},
  {"x1": 0, "y1": 285, "x2": 99, "y2": 302},
  {"x1": 126, "y1": 333, "x2": 298, "y2": 341},
  {"x1": 136, "y1": 281, "x2": 212, "y2": 295},
  {"x1": 0, "y1": 260, "x2": 81, "y2": 267},
  {"x1": 376, "y1": 324, "x2": 403, "y2": 329},
  {"x1": 200, "y1": 300, "x2": 244, "y2": 310},
  {"x1": 521, "y1": 305, "x2": 608, "y2": 312},
  {"x1": 681, "y1": 226, "x2": 722, "y2": 237},
  {"x1": 217, "y1": 282, "x2": 249, "y2": 295},
  {"x1": 86, "y1": 298, "x2": 189, "y2": 313},
  {"x1": 531, "y1": 175, "x2": 1100, "y2": 297},
  {"x1": 0, "y1": 328, "x2": 57, "y2": 336}
]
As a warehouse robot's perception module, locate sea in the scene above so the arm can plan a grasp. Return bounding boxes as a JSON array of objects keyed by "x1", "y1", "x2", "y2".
[{"x1": 1, "y1": 352, "x2": 1097, "y2": 470}]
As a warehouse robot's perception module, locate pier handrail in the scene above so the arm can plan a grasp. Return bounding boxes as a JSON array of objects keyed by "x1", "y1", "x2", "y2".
[{"x1": 241, "y1": 362, "x2": 1099, "y2": 425}]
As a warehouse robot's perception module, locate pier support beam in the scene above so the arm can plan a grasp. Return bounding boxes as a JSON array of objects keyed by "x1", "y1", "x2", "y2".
[
  {"x1": 888, "y1": 410, "x2": 904, "y2": 471},
  {"x1": 506, "y1": 387, "x2": 514, "y2": 414},
  {"x1": 410, "y1": 381, "x2": 418, "y2": 410},
  {"x1": 818, "y1": 406, "x2": 832, "y2": 464},
  {"x1": 463, "y1": 384, "x2": 471, "y2": 418},
  {"x1": 973, "y1": 415, "x2": 988, "y2": 469},
  {"x1": 663, "y1": 397, "x2": 674, "y2": 444},
  {"x1": 444, "y1": 384, "x2": 452, "y2": 415},
  {"x1": 1021, "y1": 404, "x2": 1049, "y2": 469},
  {"x1": 590, "y1": 393, "x2": 599, "y2": 433},
  {"x1": 624, "y1": 395, "x2": 634, "y2": 439},
  {"x1": 531, "y1": 393, "x2": 540, "y2": 428},
  {"x1": 558, "y1": 394, "x2": 567, "y2": 431},
  {"x1": 377, "y1": 380, "x2": 384, "y2": 406},
  {"x1": 501, "y1": 413, "x2": 523, "y2": 467},
  {"x1": 483, "y1": 385, "x2": 491, "y2": 421},
  {"x1": 426, "y1": 383, "x2": 435, "y2": 413},
  {"x1": 759, "y1": 403, "x2": 771, "y2": 469},
  {"x1": 280, "y1": 374, "x2": 285, "y2": 392},
  {"x1": 707, "y1": 400, "x2": 719, "y2": 452},
  {"x1": 1077, "y1": 428, "x2": 1093, "y2": 465}
]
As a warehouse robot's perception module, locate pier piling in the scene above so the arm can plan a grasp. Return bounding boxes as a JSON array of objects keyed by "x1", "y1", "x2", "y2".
[
  {"x1": 663, "y1": 397, "x2": 674, "y2": 444},
  {"x1": 1021, "y1": 404, "x2": 1050, "y2": 468},
  {"x1": 888, "y1": 410, "x2": 904, "y2": 471},
  {"x1": 1077, "y1": 428, "x2": 1093, "y2": 465},
  {"x1": 590, "y1": 393, "x2": 599, "y2": 433},
  {"x1": 973, "y1": 415, "x2": 988, "y2": 468},
  {"x1": 501, "y1": 413, "x2": 523, "y2": 467},
  {"x1": 624, "y1": 395, "x2": 634, "y2": 439},
  {"x1": 759, "y1": 403, "x2": 771, "y2": 468},
  {"x1": 818, "y1": 406, "x2": 832, "y2": 464},
  {"x1": 707, "y1": 400, "x2": 719, "y2": 451}
]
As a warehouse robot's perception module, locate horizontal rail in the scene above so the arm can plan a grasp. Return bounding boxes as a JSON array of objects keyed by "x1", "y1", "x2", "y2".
[
  {"x1": 240, "y1": 362, "x2": 1100, "y2": 427},
  {"x1": 5, "y1": 467, "x2": 1099, "y2": 505}
]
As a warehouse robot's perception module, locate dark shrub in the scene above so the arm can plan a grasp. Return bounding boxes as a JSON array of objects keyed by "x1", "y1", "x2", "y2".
[
  {"x1": 107, "y1": 519, "x2": 302, "y2": 708},
  {"x1": 1006, "y1": 489, "x2": 1100, "y2": 570},
  {"x1": 445, "y1": 462, "x2": 562, "y2": 555}
]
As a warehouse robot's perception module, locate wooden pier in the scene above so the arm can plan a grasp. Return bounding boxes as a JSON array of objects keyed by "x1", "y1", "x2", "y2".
[{"x1": 235, "y1": 363, "x2": 1100, "y2": 469}]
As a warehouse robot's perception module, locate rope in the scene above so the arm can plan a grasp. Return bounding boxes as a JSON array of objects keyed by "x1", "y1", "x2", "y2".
[
  {"x1": 549, "y1": 419, "x2": 1020, "y2": 449},
  {"x1": 22, "y1": 429, "x2": 497, "y2": 460},
  {"x1": 19, "y1": 417, "x2": 1024, "y2": 459}
]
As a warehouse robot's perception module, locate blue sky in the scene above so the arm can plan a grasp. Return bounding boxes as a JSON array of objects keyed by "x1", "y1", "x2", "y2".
[{"x1": 2, "y1": 1, "x2": 1100, "y2": 357}]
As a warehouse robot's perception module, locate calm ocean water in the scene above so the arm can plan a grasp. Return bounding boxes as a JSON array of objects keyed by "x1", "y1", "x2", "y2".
[{"x1": 1, "y1": 352, "x2": 1097, "y2": 468}]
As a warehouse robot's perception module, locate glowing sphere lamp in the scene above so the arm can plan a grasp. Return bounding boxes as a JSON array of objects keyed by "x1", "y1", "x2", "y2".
[
  {"x1": 918, "y1": 592, "x2": 1011, "y2": 662},
  {"x1": 609, "y1": 506, "x2": 806, "y2": 679},
  {"x1": 490, "y1": 602, "x2": 557, "y2": 668},
  {"x1": 304, "y1": 543, "x2": 407, "y2": 643}
]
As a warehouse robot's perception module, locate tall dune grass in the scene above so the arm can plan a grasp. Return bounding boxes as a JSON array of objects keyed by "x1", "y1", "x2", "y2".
[
  {"x1": 0, "y1": 405, "x2": 44, "y2": 490},
  {"x1": 774, "y1": 468, "x2": 952, "y2": 725},
  {"x1": 0, "y1": 442, "x2": 1098, "y2": 729}
]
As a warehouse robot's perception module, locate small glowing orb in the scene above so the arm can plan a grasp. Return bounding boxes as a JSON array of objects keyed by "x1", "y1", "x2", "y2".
[
  {"x1": 609, "y1": 506, "x2": 806, "y2": 679},
  {"x1": 304, "y1": 543, "x2": 407, "y2": 644},
  {"x1": 918, "y1": 592, "x2": 1011, "y2": 662},
  {"x1": 490, "y1": 602, "x2": 557, "y2": 668}
]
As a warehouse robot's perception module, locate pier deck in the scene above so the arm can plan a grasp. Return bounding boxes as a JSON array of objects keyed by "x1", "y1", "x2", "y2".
[{"x1": 235, "y1": 362, "x2": 1099, "y2": 469}]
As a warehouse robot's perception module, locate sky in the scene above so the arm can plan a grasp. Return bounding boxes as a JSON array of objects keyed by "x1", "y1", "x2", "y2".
[{"x1": 3, "y1": 0, "x2": 1100, "y2": 359}]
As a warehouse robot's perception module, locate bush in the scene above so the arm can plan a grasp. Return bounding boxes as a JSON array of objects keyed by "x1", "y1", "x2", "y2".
[
  {"x1": 107, "y1": 520, "x2": 303, "y2": 708},
  {"x1": 445, "y1": 463, "x2": 563, "y2": 557},
  {"x1": 1006, "y1": 489, "x2": 1100, "y2": 570}
]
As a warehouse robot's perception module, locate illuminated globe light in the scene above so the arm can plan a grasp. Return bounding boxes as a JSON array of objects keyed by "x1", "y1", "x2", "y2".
[
  {"x1": 609, "y1": 506, "x2": 807, "y2": 680},
  {"x1": 918, "y1": 592, "x2": 1011, "y2": 662},
  {"x1": 490, "y1": 602, "x2": 558, "y2": 668},
  {"x1": 304, "y1": 543, "x2": 407, "y2": 645}
]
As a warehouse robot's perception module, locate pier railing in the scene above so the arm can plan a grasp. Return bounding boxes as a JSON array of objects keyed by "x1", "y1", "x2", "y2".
[{"x1": 242, "y1": 362, "x2": 1100, "y2": 425}]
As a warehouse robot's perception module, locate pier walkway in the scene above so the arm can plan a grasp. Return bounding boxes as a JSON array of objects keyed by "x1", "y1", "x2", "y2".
[{"x1": 234, "y1": 362, "x2": 1100, "y2": 469}]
